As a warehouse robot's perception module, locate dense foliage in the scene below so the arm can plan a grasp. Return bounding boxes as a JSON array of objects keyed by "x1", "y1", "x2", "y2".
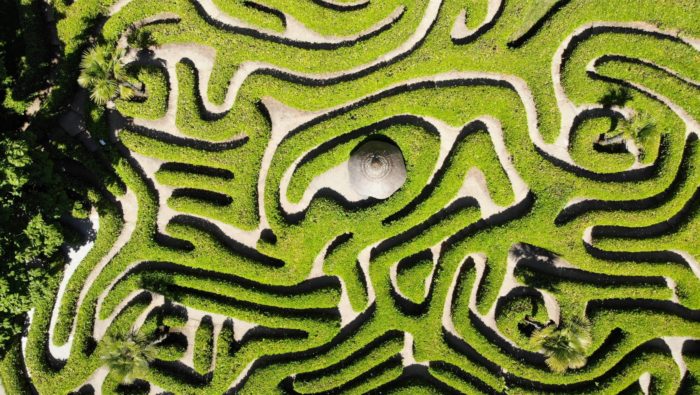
[{"x1": 0, "y1": 0, "x2": 74, "y2": 352}]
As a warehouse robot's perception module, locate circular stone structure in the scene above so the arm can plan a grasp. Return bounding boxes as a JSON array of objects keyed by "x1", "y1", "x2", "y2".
[{"x1": 349, "y1": 139, "x2": 407, "y2": 199}]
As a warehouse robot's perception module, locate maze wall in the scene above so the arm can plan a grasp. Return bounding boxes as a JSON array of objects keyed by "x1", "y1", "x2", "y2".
[{"x1": 20, "y1": 0, "x2": 700, "y2": 393}]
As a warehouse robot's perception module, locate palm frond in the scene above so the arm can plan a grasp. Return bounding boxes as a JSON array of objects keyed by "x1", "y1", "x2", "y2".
[
  {"x1": 77, "y1": 73, "x2": 94, "y2": 89},
  {"x1": 530, "y1": 325, "x2": 556, "y2": 349},
  {"x1": 119, "y1": 84, "x2": 134, "y2": 101},
  {"x1": 90, "y1": 78, "x2": 117, "y2": 105},
  {"x1": 545, "y1": 353, "x2": 572, "y2": 373}
]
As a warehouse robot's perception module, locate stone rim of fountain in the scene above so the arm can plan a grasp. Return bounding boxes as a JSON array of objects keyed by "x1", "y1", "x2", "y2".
[{"x1": 349, "y1": 138, "x2": 407, "y2": 199}]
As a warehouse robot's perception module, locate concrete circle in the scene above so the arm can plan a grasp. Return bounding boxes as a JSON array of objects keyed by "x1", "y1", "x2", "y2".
[{"x1": 349, "y1": 139, "x2": 407, "y2": 199}]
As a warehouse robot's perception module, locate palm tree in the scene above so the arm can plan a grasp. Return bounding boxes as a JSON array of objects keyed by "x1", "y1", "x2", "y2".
[
  {"x1": 530, "y1": 316, "x2": 591, "y2": 373},
  {"x1": 597, "y1": 111, "x2": 656, "y2": 150},
  {"x1": 101, "y1": 330, "x2": 157, "y2": 384},
  {"x1": 620, "y1": 111, "x2": 655, "y2": 144},
  {"x1": 78, "y1": 44, "x2": 142, "y2": 105}
]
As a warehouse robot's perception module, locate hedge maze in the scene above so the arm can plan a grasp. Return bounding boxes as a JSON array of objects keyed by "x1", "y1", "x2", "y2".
[{"x1": 17, "y1": 0, "x2": 700, "y2": 393}]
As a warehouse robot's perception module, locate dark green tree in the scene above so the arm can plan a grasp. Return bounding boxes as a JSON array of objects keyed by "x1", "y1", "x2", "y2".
[{"x1": 0, "y1": 0, "x2": 78, "y2": 355}]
